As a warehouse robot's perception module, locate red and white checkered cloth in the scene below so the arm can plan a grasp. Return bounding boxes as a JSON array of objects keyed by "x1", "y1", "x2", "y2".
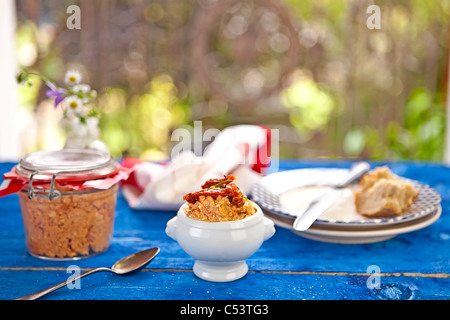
[{"x1": 121, "y1": 125, "x2": 272, "y2": 210}]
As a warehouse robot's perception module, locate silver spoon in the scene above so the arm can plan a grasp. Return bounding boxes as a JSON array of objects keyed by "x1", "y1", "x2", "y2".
[{"x1": 15, "y1": 247, "x2": 160, "y2": 300}]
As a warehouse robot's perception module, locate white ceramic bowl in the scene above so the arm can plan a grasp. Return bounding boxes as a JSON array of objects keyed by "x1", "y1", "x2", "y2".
[{"x1": 165, "y1": 202, "x2": 275, "y2": 282}]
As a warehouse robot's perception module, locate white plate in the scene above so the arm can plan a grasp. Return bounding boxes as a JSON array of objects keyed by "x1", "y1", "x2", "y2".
[
  {"x1": 265, "y1": 206, "x2": 441, "y2": 244},
  {"x1": 251, "y1": 168, "x2": 441, "y2": 228}
]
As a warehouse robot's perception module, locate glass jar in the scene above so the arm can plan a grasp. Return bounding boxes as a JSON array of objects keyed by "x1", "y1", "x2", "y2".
[{"x1": 14, "y1": 149, "x2": 120, "y2": 260}]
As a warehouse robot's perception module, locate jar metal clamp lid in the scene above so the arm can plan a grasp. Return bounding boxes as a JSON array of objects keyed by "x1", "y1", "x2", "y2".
[{"x1": 15, "y1": 149, "x2": 119, "y2": 200}]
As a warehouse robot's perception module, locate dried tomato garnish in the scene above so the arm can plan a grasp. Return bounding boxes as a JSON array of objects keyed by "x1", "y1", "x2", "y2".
[
  {"x1": 201, "y1": 175, "x2": 236, "y2": 189},
  {"x1": 183, "y1": 175, "x2": 246, "y2": 206}
]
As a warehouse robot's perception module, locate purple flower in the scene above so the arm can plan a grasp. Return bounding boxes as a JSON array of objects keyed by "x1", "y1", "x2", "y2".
[{"x1": 45, "y1": 81, "x2": 66, "y2": 108}]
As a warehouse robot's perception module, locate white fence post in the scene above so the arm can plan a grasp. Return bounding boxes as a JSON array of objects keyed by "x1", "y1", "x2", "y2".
[
  {"x1": 0, "y1": 0, "x2": 21, "y2": 161},
  {"x1": 445, "y1": 43, "x2": 450, "y2": 165}
]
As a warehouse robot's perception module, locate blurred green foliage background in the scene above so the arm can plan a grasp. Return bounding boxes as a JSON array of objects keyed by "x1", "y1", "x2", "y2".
[{"x1": 15, "y1": 0, "x2": 450, "y2": 161}]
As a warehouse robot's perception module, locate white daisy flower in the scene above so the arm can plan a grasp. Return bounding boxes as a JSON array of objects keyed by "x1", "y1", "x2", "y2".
[
  {"x1": 64, "y1": 95, "x2": 83, "y2": 117},
  {"x1": 72, "y1": 84, "x2": 91, "y2": 93},
  {"x1": 64, "y1": 70, "x2": 82, "y2": 86}
]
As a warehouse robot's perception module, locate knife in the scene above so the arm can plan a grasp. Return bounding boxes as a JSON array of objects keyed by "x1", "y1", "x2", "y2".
[{"x1": 292, "y1": 161, "x2": 370, "y2": 231}]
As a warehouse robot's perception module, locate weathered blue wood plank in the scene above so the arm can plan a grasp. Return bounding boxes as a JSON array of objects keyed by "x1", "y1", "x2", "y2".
[
  {"x1": 1, "y1": 194, "x2": 448, "y2": 274},
  {"x1": 2, "y1": 270, "x2": 449, "y2": 300}
]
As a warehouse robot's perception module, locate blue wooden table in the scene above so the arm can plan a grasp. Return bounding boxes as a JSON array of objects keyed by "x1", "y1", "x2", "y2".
[{"x1": 0, "y1": 160, "x2": 449, "y2": 301}]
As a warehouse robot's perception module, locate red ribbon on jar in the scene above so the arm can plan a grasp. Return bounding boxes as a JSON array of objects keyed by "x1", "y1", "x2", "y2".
[{"x1": 0, "y1": 149, "x2": 133, "y2": 199}]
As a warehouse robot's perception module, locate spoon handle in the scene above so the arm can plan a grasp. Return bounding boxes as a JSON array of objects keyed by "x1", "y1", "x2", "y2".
[{"x1": 14, "y1": 267, "x2": 111, "y2": 300}]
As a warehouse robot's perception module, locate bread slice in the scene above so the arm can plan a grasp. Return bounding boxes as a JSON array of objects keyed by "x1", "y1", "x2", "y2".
[{"x1": 354, "y1": 167, "x2": 419, "y2": 218}]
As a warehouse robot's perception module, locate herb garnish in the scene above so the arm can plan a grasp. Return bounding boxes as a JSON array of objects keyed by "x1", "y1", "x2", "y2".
[{"x1": 210, "y1": 180, "x2": 233, "y2": 188}]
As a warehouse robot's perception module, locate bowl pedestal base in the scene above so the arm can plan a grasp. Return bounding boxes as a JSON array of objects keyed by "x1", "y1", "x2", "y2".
[{"x1": 193, "y1": 260, "x2": 248, "y2": 282}]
